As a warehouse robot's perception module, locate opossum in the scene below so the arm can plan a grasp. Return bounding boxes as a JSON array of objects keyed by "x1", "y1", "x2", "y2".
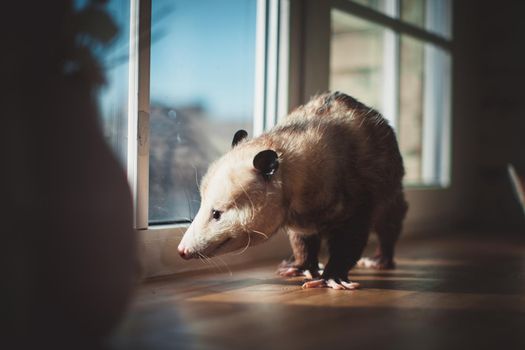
[{"x1": 178, "y1": 92, "x2": 408, "y2": 290}]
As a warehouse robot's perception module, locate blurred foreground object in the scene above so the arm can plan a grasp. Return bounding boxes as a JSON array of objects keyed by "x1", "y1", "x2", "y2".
[{"x1": 1, "y1": 1, "x2": 137, "y2": 348}]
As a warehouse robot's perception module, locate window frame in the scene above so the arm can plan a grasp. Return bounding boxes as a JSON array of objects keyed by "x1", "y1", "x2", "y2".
[
  {"x1": 298, "y1": 0, "x2": 455, "y2": 233},
  {"x1": 125, "y1": 0, "x2": 293, "y2": 277},
  {"x1": 320, "y1": 0, "x2": 453, "y2": 188},
  {"x1": 127, "y1": 0, "x2": 151, "y2": 231}
]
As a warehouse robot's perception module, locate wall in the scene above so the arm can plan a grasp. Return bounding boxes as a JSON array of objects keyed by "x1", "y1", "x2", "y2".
[
  {"x1": 461, "y1": 0, "x2": 525, "y2": 232},
  {"x1": 293, "y1": 0, "x2": 525, "y2": 234}
]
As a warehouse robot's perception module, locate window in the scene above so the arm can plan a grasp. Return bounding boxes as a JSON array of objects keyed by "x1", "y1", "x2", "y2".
[
  {"x1": 148, "y1": 0, "x2": 257, "y2": 224},
  {"x1": 329, "y1": 0, "x2": 452, "y2": 186},
  {"x1": 93, "y1": 0, "x2": 288, "y2": 236}
]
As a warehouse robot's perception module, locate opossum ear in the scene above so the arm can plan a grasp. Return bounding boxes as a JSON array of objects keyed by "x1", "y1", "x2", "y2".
[
  {"x1": 253, "y1": 150, "x2": 279, "y2": 180},
  {"x1": 232, "y1": 129, "x2": 248, "y2": 148}
]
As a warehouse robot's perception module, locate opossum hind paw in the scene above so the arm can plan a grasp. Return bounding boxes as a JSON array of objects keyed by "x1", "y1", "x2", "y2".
[
  {"x1": 302, "y1": 278, "x2": 360, "y2": 290},
  {"x1": 276, "y1": 266, "x2": 320, "y2": 279},
  {"x1": 277, "y1": 260, "x2": 322, "y2": 279},
  {"x1": 357, "y1": 256, "x2": 395, "y2": 270}
]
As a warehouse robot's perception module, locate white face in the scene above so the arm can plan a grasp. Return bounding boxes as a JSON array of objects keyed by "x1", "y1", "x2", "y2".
[{"x1": 178, "y1": 148, "x2": 285, "y2": 259}]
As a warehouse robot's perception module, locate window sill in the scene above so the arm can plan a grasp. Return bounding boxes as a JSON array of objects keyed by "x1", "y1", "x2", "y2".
[
  {"x1": 138, "y1": 224, "x2": 291, "y2": 279},
  {"x1": 404, "y1": 183, "x2": 450, "y2": 191}
]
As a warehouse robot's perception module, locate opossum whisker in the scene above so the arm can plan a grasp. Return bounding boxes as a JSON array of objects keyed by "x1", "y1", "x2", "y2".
[
  {"x1": 215, "y1": 255, "x2": 232, "y2": 276},
  {"x1": 251, "y1": 229, "x2": 269, "y2": 240},
  {"x1": 239, "y1": 182, "x2": 255, "y2": 222},
  {"x1": 197, "y1": 252, "x2": 208, "y2": 264},
  {"x1": 232, "y1": 232, "x2": 251, "y2": 256},
  {"x1": 201, "y1": 252, "x2": 223, "y2": 273},
  {"x1": 204, "y1": 255, "x2": 222, "y2": 272},
  {"x1": 183, "y1": 188, "x2": 193, "y2": 221},
  {"x1": 202, "y1": 255, "x2": 214, "y2": 268},
  {"x1": 232, "y1": 197, "x2": 240, "y2": 212},
  {"x1": 196, "y1": 252, "x2": 209, "y2": 266},
  {"x1": 197, "y1": 253, "x2": 212, "y2": 269},
  {"x1": 191, "y1": 163, "x2": 201, "y2": 192},
  {"x1": 231, "y1": 199, "x2": 247, "y2": 227}
]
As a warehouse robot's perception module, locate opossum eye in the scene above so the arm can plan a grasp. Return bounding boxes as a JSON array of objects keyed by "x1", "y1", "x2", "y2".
[{"x1": 212, "y1": 209, "x2": 222, "y2": 220}]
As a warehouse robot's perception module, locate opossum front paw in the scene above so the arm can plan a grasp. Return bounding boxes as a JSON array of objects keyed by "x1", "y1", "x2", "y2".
[
  {"x1": 276, "y1": 260, "x2": 322, "y2": 279},
  {"x1": 357, "y1": 256, "x2": 395, "y2": 270},
  {"x1": 302, "y1": 278, "x2": 360, "y2": 290}
]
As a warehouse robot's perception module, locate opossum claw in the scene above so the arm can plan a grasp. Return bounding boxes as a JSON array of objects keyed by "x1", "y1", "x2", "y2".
[
  {"x1": 276, "y1": 266, "x2": 320, "y2": 279},
  {"x1": 302, "y1": 278, "x2": 360, "y2": 290},
  {"x1": 302, "y1": 279, "x2": 326, "y2": 289},
  {"x1": 357, "y1": 256, "x2": 395, "y2": 270},
  {"x1": 277, "y1": 259, "x2": 322, "y2": 278}
]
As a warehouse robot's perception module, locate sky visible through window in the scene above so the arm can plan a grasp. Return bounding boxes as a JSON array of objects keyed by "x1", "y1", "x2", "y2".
[{"x1": 150, "y1": 0, "x2": 256, "y2": 121}]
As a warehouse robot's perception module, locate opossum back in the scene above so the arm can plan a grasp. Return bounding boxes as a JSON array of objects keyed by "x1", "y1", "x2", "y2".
[{"x1": 278, "y1": 92, "x2": 405, "y2": 196}]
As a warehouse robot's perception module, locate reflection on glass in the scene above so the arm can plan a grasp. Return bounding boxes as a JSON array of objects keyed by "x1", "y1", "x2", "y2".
[
  {"x1": 149, "y1": 0, "x2": 256, "y2": 223},
  {"x1": 99, "y1": 0, "x2": 130, "y2": 167},
  {"x1": 330, "y1": 9, "x2": 387, "y2": 111},
  {"x1": 399, "y1": 35, "x2": 451, "y2": 185},
  {"x1": 399, "y1": 35, "x2": 424, "y2": 183},
  {"x1": 422, "y1": 43, "x2": 451, "y2": 185},
  {"x1": 75, "y1": 0, "x2": 130, "y2": 166}
]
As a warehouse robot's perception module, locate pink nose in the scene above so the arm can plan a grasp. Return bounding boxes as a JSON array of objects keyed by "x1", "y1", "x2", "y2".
[{"x1": 178, "y1": 244, "x2": 191, "y2": 260}]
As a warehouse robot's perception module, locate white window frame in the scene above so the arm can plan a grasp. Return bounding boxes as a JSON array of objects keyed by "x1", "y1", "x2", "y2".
[
  {"x1": 125, "y1": 0, "x2": 293, "y2": 277},
  {"x1": 297, "y1": 0, "x2": 455, "y2": 233}
]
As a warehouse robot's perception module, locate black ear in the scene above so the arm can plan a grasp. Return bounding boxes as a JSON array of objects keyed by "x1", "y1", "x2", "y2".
[
  {"x1": 253, "y1": 150, "x2": 279, "y2": 180},
  {"x1": 232, "y1": 129, "x2": 248, "y2": 148}
]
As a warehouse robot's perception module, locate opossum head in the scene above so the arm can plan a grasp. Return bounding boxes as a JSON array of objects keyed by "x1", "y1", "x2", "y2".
[{"x1": 178, "y1": 130, "x2": 286, "y2": 259}]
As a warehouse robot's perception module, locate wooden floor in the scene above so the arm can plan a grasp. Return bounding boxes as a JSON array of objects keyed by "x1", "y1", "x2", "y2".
[{"x1": 112, "y1": 235, "x2": 525, "y2": 350}]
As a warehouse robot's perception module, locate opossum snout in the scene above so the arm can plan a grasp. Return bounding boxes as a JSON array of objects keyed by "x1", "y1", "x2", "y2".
[{"x1": 177, "y1": 243, "x2": 192, "y2": 260}]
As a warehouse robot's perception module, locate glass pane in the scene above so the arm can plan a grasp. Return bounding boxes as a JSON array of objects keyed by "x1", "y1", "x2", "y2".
[
  {"x1": 74, "y1": 0, "x2": 130, "y2": 166},
  {"x1": 99, "y1": 0, "x2": 130, "y2": 167},
  {"x1": 331, "y1": 9, "x2": 451, "y2": 186},
  {"x1": 401, "y1": 0, "x2": 452, "y2": 39},
  {"x1": 351, "y1": 0, "x2": 452, "y2": 39},
  {"x1": 400, "y1": 0, "x2": 425, "y2": 28},
  {"x1": 149, "y1": 0, "x2": 257, "y2": 223},
  {"x1": 399, "y1": 35, "x2": 451, "y2": 185},
  {"x1": 330, "y1": 9, "x2": 388, "y2": 112},
  {"x1": 423, "y1": 42, "x2": 451, "y2": 185},
  {"x1": 398, "y1": 35, "x2": 424, "y2": 184}
]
